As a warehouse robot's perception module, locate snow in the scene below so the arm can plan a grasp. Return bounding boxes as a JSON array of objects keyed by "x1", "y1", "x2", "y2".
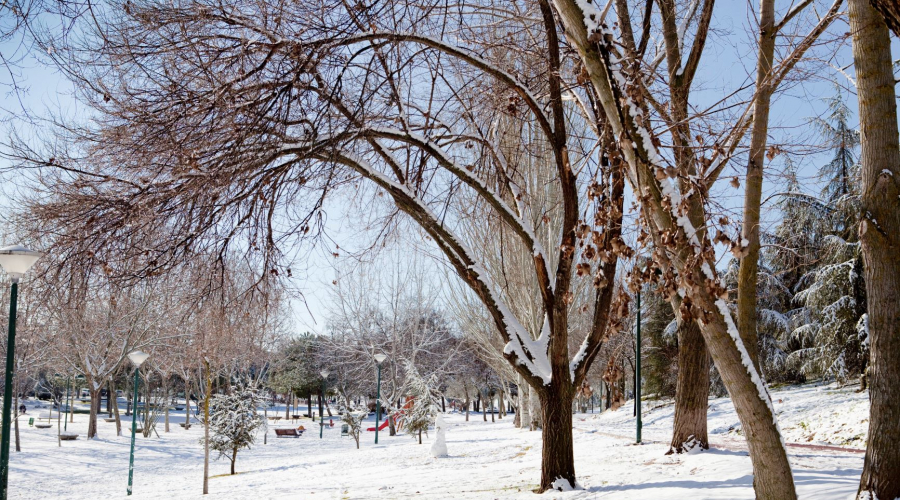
[{"x1": 9, "y1": 383, "x2": 866, "y2": 499}]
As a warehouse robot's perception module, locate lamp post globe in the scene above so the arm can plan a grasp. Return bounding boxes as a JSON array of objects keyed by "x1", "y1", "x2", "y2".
[{"x1": 0, "y1": 245, "x2": 41, "y2": 500}]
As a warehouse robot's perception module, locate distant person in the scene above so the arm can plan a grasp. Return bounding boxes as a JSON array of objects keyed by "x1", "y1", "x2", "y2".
[{"x1": 18, "y1": 404, "x2": 26, "y2": 415}]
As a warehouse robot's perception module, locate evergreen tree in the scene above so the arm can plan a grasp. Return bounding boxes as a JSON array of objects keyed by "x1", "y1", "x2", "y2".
[
  {"x1": 402, "y1": 362, "x2": 438, "y2": 444},
  {"x1": 765, "y1": 95, "x2": 868, "y2": 385},
  {"x1": 202, "y1": 383, "x2": 265, "y2": 475}
]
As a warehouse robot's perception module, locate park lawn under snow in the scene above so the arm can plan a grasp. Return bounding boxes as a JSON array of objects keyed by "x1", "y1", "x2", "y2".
[{"x1": 9, "y1": 382, "x2": 865, "y2": 499}]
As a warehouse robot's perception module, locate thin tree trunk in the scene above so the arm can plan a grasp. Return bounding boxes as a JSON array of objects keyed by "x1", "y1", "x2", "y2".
[
  {"x1": 464, "y1": 385, "x2": 469, "y2": 422},
  {"x1": 529, "y1": 385, "x2": 538, "y2": 430},
  {"x1": 185, "y1": 381, "x2": 191, "y2": 428},
  {"x1": 736, "y1": 0, "x2": 777, "y2": 374},
  {"x1": 106, "y1": 380, "x2": 112, "y2": 417},
  {"x1": 669, "y1": 319, "x2": 710, "y2": 453},
  {"x1": 203, "y1": 360, "x2": 212, "y2": 495},
  {"x1": 849, "y1": 1, "x2": 900, "y2": 498},
  {"x1": 230, "y1": 448, "x2": 237, "y2": 475},
  {"x1": 111, "y1": 381, "x2": 122, "y2": 436},
  {"x1": 520, "y1": 376, "x2": 531, "y2": 430}
]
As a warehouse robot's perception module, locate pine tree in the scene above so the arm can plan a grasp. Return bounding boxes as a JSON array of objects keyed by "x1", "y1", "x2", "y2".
[
  {"x1": 402, "y1": 362, "x2": 438, "y2": 445},
  {"x1": 768, "y1": 95, "x2": 868, "y2": 385},
  {"x1": 202, "y1": 383, "x2": 265, "y2": 475}
]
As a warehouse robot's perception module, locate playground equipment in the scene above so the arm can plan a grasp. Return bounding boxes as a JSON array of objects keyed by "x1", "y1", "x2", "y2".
[{"x1": 366, "y1": 398, "x2": 414, "y2": 432}]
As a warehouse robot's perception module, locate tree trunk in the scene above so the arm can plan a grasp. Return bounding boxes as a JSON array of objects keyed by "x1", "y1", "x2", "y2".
[
  {"x1": 464, "y1": 385, "x2": 470, "y2": 422},
  {"x1": 736, "y1": 0, "x2": 777, "y2": 375},
  {"x1": 110, "y1": 381, "x2": 122, "y2": 436},
  {"x1": 87, "y1": 386, "x2": 101, "y2": 439},
  {"x1": 185, "y1": 381, "x2": 192, "y2": 428},
  {"x1": 106, "y1": 380, "x2": 112, "y2": 417},
  {"x1": 230, "y1": 448, "x2": 237, "y2": 475},
  {"x1": 203, "y1": 361, "x2": 212, "y2": 495},
  {"x1": 537, "y1": 388, "x2": 575, "y2": 492},
  {"x1": 869, "y1": 0, "x2": 900, "y2": 38},
  {"x1": 849, "y1": 1, "x2": 900, "y2": 498},
  {"x1": 669, "y1": 319, "x2": 710, "y2": 453},
  {"x1": 520, "y1": 377, "x2": 531, "y2": 430}
]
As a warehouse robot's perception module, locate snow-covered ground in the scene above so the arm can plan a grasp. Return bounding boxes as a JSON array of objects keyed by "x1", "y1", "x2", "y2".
[{"x1": 8, "y1": 382, "x2": 866, "y2": 499}]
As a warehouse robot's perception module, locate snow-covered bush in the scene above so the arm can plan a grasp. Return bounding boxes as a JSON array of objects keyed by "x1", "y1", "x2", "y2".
[{"x1": 201, "y1": 383, "x2": 265, "y2": 475}]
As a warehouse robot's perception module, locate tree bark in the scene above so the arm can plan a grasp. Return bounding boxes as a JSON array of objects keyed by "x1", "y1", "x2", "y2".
[
  {"x1": 849, "y1": 1, "x2": 900, "y2": 498},
  {"x1": 669, "y1": 319, "x2": 710, "y2": 453},
  {"x1": 202, "y1": 361, "x2": 212, "y2": 495},
  {"x1": 110, "y1": 381, "x2": 122, "y2": 436},
  {"x1": 736, "y1": 0, "x2": 777, "y2": 374},
  {"x1": 230, "y1": 448, "x2": 237, "y2": 475},
  {"x1": 869, "y1": 0, "x2": 900, "y2": 38},
  {"x1": 537, "y1": 387, "x2": 575, "y2": 492},
  {"x1": 185, "y1": 381, "x2": 192, "y2": 428},
  {"x1": 87, "y1": 386, "x2": 101, "y2": 439}
]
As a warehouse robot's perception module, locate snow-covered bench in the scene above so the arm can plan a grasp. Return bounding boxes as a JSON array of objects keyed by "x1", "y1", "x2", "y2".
[{"x1": 274, "y1": 428, "x2": 303, "y2": 438}]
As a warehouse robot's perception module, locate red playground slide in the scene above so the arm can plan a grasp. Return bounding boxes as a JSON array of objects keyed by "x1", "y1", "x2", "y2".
[
  {"x1": 367, "y1": 398, "x2": 414, "y2": 431},
  {"x1": 366, "y1": 419, "x2": 390, "y2": 432}
]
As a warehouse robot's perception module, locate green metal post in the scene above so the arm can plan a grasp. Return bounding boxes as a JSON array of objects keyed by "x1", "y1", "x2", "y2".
[
  {"x1": 127, "y1": 367, "x2": 140, "y2": 495},
  {"x1": 64, "y1": 376, "x2": 70, "y2": 432},
  {"x1": 374, "y1": 363, "x2": 382, "y2": 445},
  {"x1": 0, "y1": 281, "x2": 18, "y2": 500},
  {"x1": 319, "y1": 378, "x2": 326, "y2": 439},
  {"x1": 636, "y1": 288, "x2": 642, "y2": 444}
]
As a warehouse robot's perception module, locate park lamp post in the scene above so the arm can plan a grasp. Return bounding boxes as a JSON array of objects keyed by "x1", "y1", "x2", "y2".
[
  {"x1": 633, "y1": 262, "x2": 659, "y2": 445},
  {"x1": 635, "y1": 276, "x2": 642, "y2": 445},
  {"x1": 373, "y1": 352, "x2": 388, "y2": 445},
  {"x1": 0, "y1": 245, "x2": 42, "y2": 500},
  {"x1": 126, "y1": 350, "x2": 150, "y2": 496},
  {"x1": 319, "y1": 370, "x2": 330, "y2": 439}
]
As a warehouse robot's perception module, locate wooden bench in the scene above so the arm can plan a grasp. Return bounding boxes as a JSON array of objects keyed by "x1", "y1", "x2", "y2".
[
  {"x1": 274, "y1": 428, "x2": 303, "y2": 438},
  {"x1": 34, "y1": 423, "x2": 52, "y2": 429}
]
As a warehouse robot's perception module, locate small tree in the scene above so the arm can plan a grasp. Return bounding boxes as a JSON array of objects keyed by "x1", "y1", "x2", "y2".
[
  {"x1": 201, "y1": 383, "x2": 264, "y2": 475},
  {"x1": 403, "y1": 363, "x2": 437, "y2": 445},
  {"x1": 341, "y1": 409, "x2": 367, "y2": 449}
]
